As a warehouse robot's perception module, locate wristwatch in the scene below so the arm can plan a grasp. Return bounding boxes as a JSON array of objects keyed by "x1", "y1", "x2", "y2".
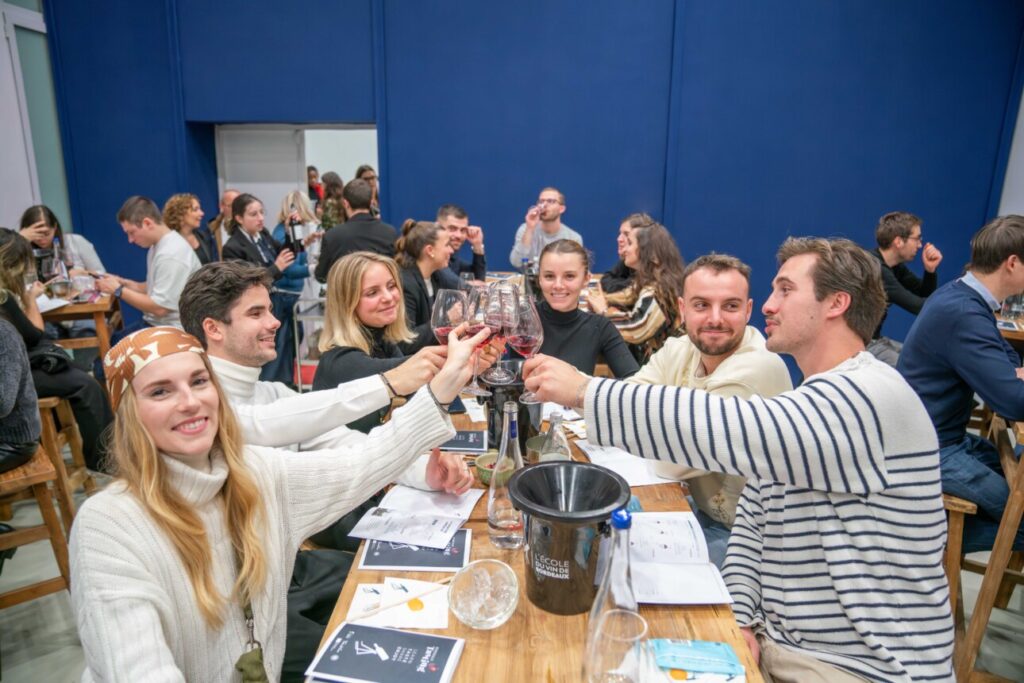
[{"x1": 113, "y1": 284, "x2": 124, "y2": 298}]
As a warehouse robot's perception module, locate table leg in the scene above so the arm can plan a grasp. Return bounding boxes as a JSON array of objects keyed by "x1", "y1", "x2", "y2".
[{"x1": 94, "y1": 312, "x2": 111, "y2": 360}]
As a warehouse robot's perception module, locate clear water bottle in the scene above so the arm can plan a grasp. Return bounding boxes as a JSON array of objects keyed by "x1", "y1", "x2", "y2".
[
  {"x1": 487, "y1": 401, "x2": 525, "y2": 549},
  {"x1": 538, "y1": 412, "x2": 573, "y2": 463},
  {"x1": 585, "y1": 509, "x2": 645, "y2": 682}
]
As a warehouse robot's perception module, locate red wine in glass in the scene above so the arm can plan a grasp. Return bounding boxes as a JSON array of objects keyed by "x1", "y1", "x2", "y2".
[
  {"x1": 508, "y1": 334, "x2": 541, "y2": 357},
  {"x1": 433, "y1": 325, "x2": 454, "y2": 344},
  {"x1": 466, "y1": 323, "x2": 493, "y2": 349}
]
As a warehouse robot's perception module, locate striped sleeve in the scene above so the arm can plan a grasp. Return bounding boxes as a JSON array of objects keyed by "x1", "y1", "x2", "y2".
[
  {"x1": 584, "y1": 377, "x2": 890, "y2": 494},
  {"x1": 720, "y1": 482, "x2": 765, "y2": 626}
]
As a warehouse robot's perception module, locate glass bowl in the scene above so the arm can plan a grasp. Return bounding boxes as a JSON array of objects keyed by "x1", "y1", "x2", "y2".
[{"x1": 448, "y1": 559, "x2": 519, "y2": 629}]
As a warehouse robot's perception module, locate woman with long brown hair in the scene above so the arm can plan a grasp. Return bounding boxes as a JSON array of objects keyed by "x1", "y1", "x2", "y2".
[
  {"x1": 588, "y1": 220, "x2": 686, "y2": 361},
  {"x1": 0, "y1": 228, "x2": 112, "y2": 470},
  {"x1": 69, "y1": 324, "x2": 486, "y2": 680}
]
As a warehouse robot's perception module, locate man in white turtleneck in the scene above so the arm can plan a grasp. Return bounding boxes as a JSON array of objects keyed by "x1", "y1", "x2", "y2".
[{"x1": 179, "y1": 261, "x2": 472, "y2": 493}]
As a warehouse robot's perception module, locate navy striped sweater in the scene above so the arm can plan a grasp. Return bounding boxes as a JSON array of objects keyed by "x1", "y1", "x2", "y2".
[{"x1": 584, "y1": 353, "x2": 954, "y2": 682}]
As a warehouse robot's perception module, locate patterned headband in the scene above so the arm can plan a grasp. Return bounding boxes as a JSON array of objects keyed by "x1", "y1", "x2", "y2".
[{"x1": 104, "y1": 327, "x2": 206, "y2": 410}]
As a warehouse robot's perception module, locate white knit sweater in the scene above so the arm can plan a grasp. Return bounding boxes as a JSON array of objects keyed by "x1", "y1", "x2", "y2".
[{"x1": 69, "y1": 388, "x2": 454, "y2": 682}]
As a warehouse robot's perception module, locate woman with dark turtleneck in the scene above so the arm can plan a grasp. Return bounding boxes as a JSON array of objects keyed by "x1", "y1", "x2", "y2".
[
  {"x1": 516, "y1": 240, "x2": 638, "y2": 378},
  {"x1": 312, "y1": 251, "x2": 447, "y2": 434}
]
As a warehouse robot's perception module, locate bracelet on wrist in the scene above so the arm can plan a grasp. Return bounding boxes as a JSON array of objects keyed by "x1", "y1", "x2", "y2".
[
  {"x1": 426, "y1": 383, "x2": 454, "y2": 414},
  {"x1": 378, "y1": 373, "x2": 397, "y2": 400}
]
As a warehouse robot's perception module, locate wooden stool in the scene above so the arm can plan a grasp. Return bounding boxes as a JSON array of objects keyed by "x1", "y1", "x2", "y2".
[
  {"x1": 943, "y1": 493, "x2": 977, "y2": 621},
  {"x1": 38, "y1": 396, "x2": 96, "y2": 532},
  {"x1": 955, "y1": 416, "x2": 1024, "y2": 681},
  {"x1": 0, "y1": 447, "x2": 71, "y2": 609}
]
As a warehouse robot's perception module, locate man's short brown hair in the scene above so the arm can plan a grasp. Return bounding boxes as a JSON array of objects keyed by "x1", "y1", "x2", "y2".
[
  {"x1": 179, "y1": 262, "x2": 272, "y2": 347},
  {"x1": 682, "y1": 253, "x2": 751, "y2": 293},
  {"x1": 116, "y1": 196, "x2": 163, "y2": 226},
  {"x1": 539, "y1": 186, "x2": 565, "y2": 204},
  {"x1": 969, "y1": 215, "x2": 1024, "y2": 275},
  {"x1": 875, "y1": 211, "x2": 922, "y2": 249},
  {"x1": 777, "y1": 237, "x2": 886, "y2": 345}
]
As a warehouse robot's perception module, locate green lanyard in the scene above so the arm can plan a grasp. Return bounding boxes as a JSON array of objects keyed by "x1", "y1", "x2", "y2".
[{"x1": 232, "y1": 538, "x2": 269, "y2": 683}]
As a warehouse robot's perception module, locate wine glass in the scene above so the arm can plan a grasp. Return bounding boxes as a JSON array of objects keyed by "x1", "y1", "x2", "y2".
[
  {"x1": 461, "y1": 286, "x2": 493, "y2": 397},
  {"x1": 480, "y1": 281, "x2": 520, "y2": 385},
  {"x1": 430, "y1": 289, "x2": 467, "y2": 345},
  {"x1": 509, "y1": 295, "x2": 544, "y2": 404},
  {"x1": 583, "y1": 609, "x2": 648, "y2": 683}
]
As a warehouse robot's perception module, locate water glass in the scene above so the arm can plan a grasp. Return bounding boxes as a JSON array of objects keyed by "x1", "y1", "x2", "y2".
[{"x1": 584, "y1": 609, "x2": 648, "y2": 683}]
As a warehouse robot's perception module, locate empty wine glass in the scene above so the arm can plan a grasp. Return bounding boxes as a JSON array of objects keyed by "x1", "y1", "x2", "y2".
[
  {"x1": 509, "y1": 295, "x2": 544, "y2": 404},
  {"x1": 480, "y1": 281, "x2": 520, "y2": 385},
  {"x1": 583, "y1": 609, "x2": 648, "y2": 683},
  {"x1": 431, "y1": 289, "x2": 468, "y2": 345},
  {"x1": 461, "y1": 286, "x2": 493, "y2": 397}
]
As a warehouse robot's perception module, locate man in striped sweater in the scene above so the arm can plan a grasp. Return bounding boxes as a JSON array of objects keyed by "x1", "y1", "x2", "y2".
[{"x1": 525, "y1": 238, "x2": 953, "y2": 682}]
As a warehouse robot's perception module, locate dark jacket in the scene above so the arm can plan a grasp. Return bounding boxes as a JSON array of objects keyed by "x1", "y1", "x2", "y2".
[
  {"x1": 312, "y1": 327, "x2": 405, "y2": 434},
  {"x1": 222, "y1": 228, "x2": 288, "y2": 281},
  {"x1": 315, "y1": 213, "x2": 398, "y2": 282},
  {"x1": 399, "y1": 265, "x2": 446, "y2": 353},
  {"x1": 600, "y1": 259, "x2": 635, "y2": 294},
  {"x1": 192, "y1": 224, "x2": 219, "y2": 266}
]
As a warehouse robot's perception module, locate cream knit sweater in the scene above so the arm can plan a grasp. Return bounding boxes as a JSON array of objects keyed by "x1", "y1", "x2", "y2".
[{"x1": 69, "y1": 388, "x2": 454, "y2": 682}]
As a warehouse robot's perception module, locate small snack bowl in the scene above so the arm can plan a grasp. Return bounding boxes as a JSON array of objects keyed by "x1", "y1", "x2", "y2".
[
  {"x1": 448, "y1": 559, "x2": 519, "y2": 630},
  {"x1": 473, "y1": 450, "x2": 499, "y2": 486}
]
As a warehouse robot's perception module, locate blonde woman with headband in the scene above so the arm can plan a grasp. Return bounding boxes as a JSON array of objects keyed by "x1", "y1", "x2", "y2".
[{"x1": 69, "y1": 324, "x2": 488, "y2": 681}]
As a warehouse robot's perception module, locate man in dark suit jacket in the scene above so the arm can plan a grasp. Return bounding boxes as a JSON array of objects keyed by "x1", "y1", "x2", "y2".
[
  {"x1": 436, "y1": 204, "x2": 486, "y2": 283},
  {"x1": 315, "y1": 179, "x2": 397, "y2": 282}
]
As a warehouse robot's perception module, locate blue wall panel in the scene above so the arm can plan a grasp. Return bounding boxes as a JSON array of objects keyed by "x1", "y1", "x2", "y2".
[
  {"x1": 45, "y1": 1, "x2": 1024, "y2": 344},
  {"x1": 667, "y1": 0, "x2": 1024, "y2": 338},
  {"x1": 46, "y1": 0, "x2": 184, "y2": 286},
  {"x1": 175, "y1": 0, "x2": 375, "y2": 123},
  {"x1": 379, "y1": 0, "x2": 676, "y2": 271}
]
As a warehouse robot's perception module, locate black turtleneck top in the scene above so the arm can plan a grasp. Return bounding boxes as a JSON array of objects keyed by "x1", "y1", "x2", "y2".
[
  {"x1": 312, "y1": 326, "x2": 404, "y2": 433},
  {"x1": 512, "y1": 301, "x2": 639, "y2": 378}
]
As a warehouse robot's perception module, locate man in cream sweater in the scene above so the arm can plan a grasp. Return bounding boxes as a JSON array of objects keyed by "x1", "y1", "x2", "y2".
[{"x1": 628, "y1": 254, "x2": 792, "y2": 566}]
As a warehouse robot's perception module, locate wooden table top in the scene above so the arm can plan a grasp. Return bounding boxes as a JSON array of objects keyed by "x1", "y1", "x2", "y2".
[
  {"x1": 40, "y1": 294, "x2": 116, "y2": 320},
  {"x1": 317, "y1": 413, "x2": 762, "y2": 682},
  {"x1": 997, "y1": 314, "x2": 1024, "y2": 343}
]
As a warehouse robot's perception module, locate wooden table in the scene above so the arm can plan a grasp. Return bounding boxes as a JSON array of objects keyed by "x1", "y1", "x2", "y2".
[
  {"x1": 41, "y1": 294, "x2": 121, "y2": 360},
  {"x1": 318, "y1": 415, "x2": 762, "y2": 682}
]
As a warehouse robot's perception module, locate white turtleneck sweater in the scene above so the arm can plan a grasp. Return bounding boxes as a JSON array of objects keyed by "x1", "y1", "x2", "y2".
[
  {"x1": 69, "y1": 388, "x2": 454, "y2": 682},
  {"x1": 208, "y1": 355, "x2": 432, "y2": 488}
]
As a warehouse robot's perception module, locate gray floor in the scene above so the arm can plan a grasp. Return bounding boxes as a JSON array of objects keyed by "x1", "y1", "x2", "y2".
[{"x1": 1, "y1": 482, "x2": 1022, "y2": 681}]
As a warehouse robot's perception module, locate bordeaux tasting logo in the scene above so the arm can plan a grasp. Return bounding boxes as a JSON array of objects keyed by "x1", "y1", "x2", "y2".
[{"x1": 533, "y1": 553, "x2": 570, "y2": 579}]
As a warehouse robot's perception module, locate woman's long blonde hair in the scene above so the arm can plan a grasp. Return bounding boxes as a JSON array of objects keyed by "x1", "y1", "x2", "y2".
[
  {"x1": 276, "y1": 190, "x2": 318, "y2": 226},
  {"x1": 319, "y1": 251, "x2": 414, "y2": 354},
  {"x1": 110, "y1": 355, "x2": 267, "y2": 628}
]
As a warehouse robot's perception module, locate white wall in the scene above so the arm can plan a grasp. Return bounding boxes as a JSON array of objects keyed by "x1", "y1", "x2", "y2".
[
  {"x1": 999, "y1": 92, "x2": 1024, "y2": 216},
  {"x1": 0, "y1": 8, "x2": 37, "y2": 229},
  {"x1": 304, "y1": 128, "x2": 378, "y2": 186},
  {"x1": 216, "y1": 126, "x2": 306, "y2": 223}
]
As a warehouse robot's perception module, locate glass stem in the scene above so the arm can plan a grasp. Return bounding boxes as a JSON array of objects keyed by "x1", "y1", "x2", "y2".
[{"x1": 470, "y1": 351, "x2": 480, "y2": 387}]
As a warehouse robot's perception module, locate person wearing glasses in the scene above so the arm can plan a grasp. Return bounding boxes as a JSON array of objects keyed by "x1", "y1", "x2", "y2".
[
  {"x1": 355, "y1": 164, "x2": 381, "y2": 217},
  {"x1": 509, "y1": 187, "x2": 583, "y2": 268},
  {"x1": 866, "y1": 211, "x2": 943, "y2": 366}
]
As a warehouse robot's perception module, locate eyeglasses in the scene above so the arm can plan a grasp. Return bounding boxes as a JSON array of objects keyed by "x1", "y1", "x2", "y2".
[{"x1": 537, "y1": 198, "x2": 562, "y2": 206}]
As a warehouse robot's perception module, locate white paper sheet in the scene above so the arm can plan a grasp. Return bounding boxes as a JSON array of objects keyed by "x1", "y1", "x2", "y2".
[
  {"x1": 461, "y1": 397, "x2": 486, "y2": 423},
  {"x1": 379, "y1": 485, "x2": 483, "y2": 522},
  {"x1": 35, "y1": 293, "x2": 69, "y2": 313},
  {"x1": 628, "y1": 512, "x2": 732, "y2": 605},
  {"x1": 542, "y1": 402, "x2": 582, "y2": 422},
  {"x1": 574, "y1": 440, "x2": 675, "y2": 487},
  {"x1": 347, "y1": 507, "x2": 462, "y2": 549},
  {"x1": 346, "y1": 578, "x2": 450, "y2": 629}
]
